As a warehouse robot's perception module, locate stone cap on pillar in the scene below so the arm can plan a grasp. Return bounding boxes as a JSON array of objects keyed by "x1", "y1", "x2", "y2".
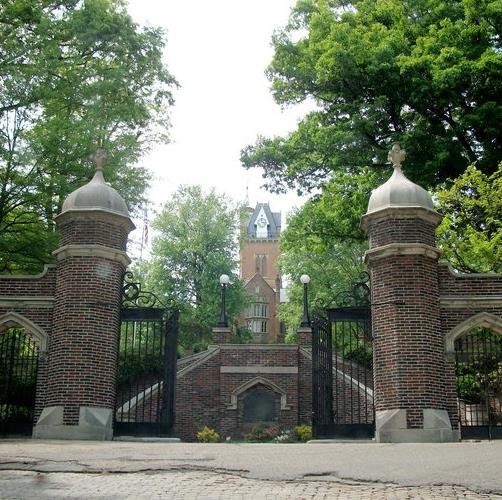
[
  {"x1": 361, "y1": 144, "x2": 441, "y2": 231},
  {"x1": 212, "y1": 326, "x2": 233, "y2": 344},
  {"x1": 56, "y1": 149, "x2": 135, "y2": 231},
  {"x1": 297, "y1": 326, "x2": 312, "y2": 346}
]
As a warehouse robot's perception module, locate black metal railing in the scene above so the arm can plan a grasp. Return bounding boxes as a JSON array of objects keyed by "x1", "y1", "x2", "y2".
[
  {"x1": 312, "y1": 307, "x2": 374, "y2": 439},
  {"x1": 114, "y1": 272, "x2": 178, "y2": 437},
  {"x1": 312, "y1": 313, "x2": 333, "y2": 438},
  {"x1": 0, "y1": 328, "x2": 39, "y2": 436},
  {"x1": 455, "y1": 328, "x2": 502, "y2": 440}
]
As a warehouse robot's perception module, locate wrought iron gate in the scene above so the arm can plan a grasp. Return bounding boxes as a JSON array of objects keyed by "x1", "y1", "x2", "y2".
[
  {"x1": 115, "y1": 272, "x2": 178, "y2": 437},
  {"x1": 0, "y1": 328, "x2": 39, "y2": 436},
  {"x1": 455, "y1": 328, "x2": 502, "y2": 440},
  {"x1": 312, "y1": 273, "x2": 374, "y2": 439}
]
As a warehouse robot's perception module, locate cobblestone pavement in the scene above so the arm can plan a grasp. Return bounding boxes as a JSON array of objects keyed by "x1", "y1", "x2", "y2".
[
  {"x1": 1, "y1": 440, "x2": 502, "y2": 499},
  {"x1": 1, "y1": 469, "x2": 501, "y2": 500}
]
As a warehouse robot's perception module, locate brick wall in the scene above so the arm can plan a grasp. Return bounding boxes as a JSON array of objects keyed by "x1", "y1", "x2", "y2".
[
  {"x1": 0, "y1": 265, "x2": 57, "y2": 296},
  {"x1": 170, "y1": 342, "x2": 374, "y2": 441},
  {"x1": 174, "y1": 350, "x2": 222, "y2": 440},
  {"x1": 438, "y1": 262, "x2": 502, "y2": 430},
  {"x1": 0, "y1": 265, "x2": 57, "y2": 421},
  {"x1": 174, "y1": 345, "x2": 299, "y2": 441},
  {"x1": 365, "y1": 204, "x2": 502, "y2": 439}
]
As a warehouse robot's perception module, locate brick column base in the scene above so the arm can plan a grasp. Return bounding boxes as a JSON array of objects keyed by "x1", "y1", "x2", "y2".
[
  {"x1": 375, "y1": 409, "x2": 459, "y2": 443},
  {"x1": 32, "y1": 406, "x2": 113, "y2": 440},
  {"x1": 212, "y1": 326, "x2": 233, "y2": 344},
  {"x1": 297, "y1": 326, "x2": 312, "y2": 346}
]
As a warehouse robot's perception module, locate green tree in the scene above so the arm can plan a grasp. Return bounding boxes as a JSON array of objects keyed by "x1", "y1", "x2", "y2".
[
  {"x1": 241, "y1": 0, "x2": 501, "y2": 193},
  {"x1": 145, "y1": 185, "x2": 248, "y2": 352},
  {"x1": 435, "y1": 164, "x2": 502, "y2": 273},
  {"x1": 278, "y1": 168, "x2": 377, "y2": 335},
  {"x1": 0, "y1": 0, "x2": 177, "y2": 272}
]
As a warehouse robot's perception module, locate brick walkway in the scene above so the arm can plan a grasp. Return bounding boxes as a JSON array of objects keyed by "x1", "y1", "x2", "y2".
[
  {"x1": 1, "y1": 440, "x2": 502, "y2": 499},
  {"x1": 1, "y1": 470, "x2": 500, "y2": 499}
]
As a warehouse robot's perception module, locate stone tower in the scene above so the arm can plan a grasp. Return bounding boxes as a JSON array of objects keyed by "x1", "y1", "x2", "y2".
[
  {"x1": 361, "y1": 145, "x2": 456, "y2": 442},
  {"x1": 34, "y1": 152, "x2": 134, "y2": 440}
]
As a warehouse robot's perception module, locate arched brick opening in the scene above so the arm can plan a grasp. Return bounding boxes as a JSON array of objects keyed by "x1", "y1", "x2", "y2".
[
  {"x1": 445, "y1": 313, "x2": 502, "y2": 354},
  {"x1": 239, "y1": 384, "x2": 280, "y2": 423},
  {"x1": 448, "y1": 317, "x2": 502, "y2": 439},
  {"x1": 0, "y1": 314, "x2": 47, "y2": 435},
  {"x1": 0, "y1": 312, "x2": 48, "y2": 352}
]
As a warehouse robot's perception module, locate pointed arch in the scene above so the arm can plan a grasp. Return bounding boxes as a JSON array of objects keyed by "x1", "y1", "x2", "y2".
[
  {"x1": 0, "y1": 312, "x2": 48, "y2": 352},
  {"x1": 226, "y1": 376, "x2": 290, "y2": 410},
  {"x1": 445, "y1": 312, "x2": 502, "y2": 353}
]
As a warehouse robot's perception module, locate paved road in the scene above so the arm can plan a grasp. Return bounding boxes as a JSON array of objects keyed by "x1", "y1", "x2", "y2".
[{"x1": 0, "y1": 439, "x2": 501, "y2": 499}]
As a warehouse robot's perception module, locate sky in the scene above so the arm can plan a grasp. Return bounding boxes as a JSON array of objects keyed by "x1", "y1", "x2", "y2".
[{"x1": 125, "y1": 0, "x2": 310, "y2": 254}]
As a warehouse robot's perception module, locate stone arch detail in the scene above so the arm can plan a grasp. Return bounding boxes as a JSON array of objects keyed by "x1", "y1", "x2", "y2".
[
  {"x1": 445, "y1": 312, "x2": 502, "y2": 353},
  {"x1": 226, "y1": 376, "x2": 290, "y2": 410},
  {"x1": 0, "y1": 311, "x2": 48, "y2": 352}
]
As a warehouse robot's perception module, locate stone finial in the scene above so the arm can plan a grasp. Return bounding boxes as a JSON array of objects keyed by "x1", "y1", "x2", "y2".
[
  {"x1": 387, "y1": 144, "x2": 406, "y2": 170},
  {"x1": 91, "y1": 148, "x2": 107, "y2": 172}
]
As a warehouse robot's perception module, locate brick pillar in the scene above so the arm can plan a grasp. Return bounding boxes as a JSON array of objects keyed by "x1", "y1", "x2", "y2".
[
  {"x1": 212, "y1": 326, "x2": 233, "y2": 344},
  {"x1": 34, "y1": 161, "x2": 134, "y2": 440},
  {"x1": 297, "y1": 326, "x2": 311, "y2": 347},
  {"x1": 297, "y1": 326, "x2": 312, "y2": 424},
  {"x1": 360, "y1": 145, "x2": 457, "y2": 442}
]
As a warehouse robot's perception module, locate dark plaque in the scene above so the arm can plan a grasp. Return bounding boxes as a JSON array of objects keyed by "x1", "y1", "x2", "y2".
[{"x1": 242, "y1": 387, "x2": 276, "y2": 422}]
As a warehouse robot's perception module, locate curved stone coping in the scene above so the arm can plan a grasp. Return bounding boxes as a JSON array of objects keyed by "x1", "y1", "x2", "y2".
[
  {"x1": 178, "y1": 346, "x2": 220, "y2": 378},
  {"x1": 0, "y1": 311, "x2": 48, "y2": 351},
  {"x1": 177, "y1": 350, "x2": 213, "y2": 369},
  {"x1": 0, "y1": 264, "x2": 56, "y2": 280},
  {"x1": 444, "y1": 312, "x2": 502, "y2": 353},
  {"x1": 439, "y1": 261, "x2": 502, "y2": 279},
  {"x1": 364, "y1": 243, "x2": 441, "y2": 264},
  {"x1": 53, "y1": 244, "x2": 131, "y2": 267}
]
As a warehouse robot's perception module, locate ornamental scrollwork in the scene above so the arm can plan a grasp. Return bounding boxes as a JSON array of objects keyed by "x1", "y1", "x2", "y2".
[
  {"x1": 333, "y1": 271, "x2": 371, "y2": 307},
  {"x1": 121, "y1": 271, "x2": 166, "y2": 308}
]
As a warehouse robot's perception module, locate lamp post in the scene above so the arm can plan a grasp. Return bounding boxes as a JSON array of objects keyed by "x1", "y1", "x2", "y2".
[
  {"x1": 300, "y1": 274, "x2": 311, "y2": 327},
  {"x1": 218, "y1": 274, "x2": 230, "y2": 327}
]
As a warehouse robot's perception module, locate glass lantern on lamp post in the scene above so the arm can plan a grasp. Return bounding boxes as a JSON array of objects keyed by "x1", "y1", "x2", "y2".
[
  {"x1": 300, "y1": 274, "x2": 311, "y2": 327},
  {"x1": 218, "y1": 274, "x2": 230, "y2": 327}
]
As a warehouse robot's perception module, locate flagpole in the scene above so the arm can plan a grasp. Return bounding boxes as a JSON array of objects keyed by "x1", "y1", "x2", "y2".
[{"x1": 139, "y1": 206, "x2": 148, "y2": 262}]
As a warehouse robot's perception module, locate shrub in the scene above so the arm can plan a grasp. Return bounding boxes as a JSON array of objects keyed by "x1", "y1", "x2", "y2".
[
  {"x1": 273, "y1": 429, "x2": 295, "y2": 443},
  {"x1": 244, "y1": 422, "x2": 281, "y2": 442},
  {"x1": 293, "y1": 424, "x2": 312, "y2": 442},
  {"x1": 196, "y1": 426, "x2": 220, "y2": 443}
]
